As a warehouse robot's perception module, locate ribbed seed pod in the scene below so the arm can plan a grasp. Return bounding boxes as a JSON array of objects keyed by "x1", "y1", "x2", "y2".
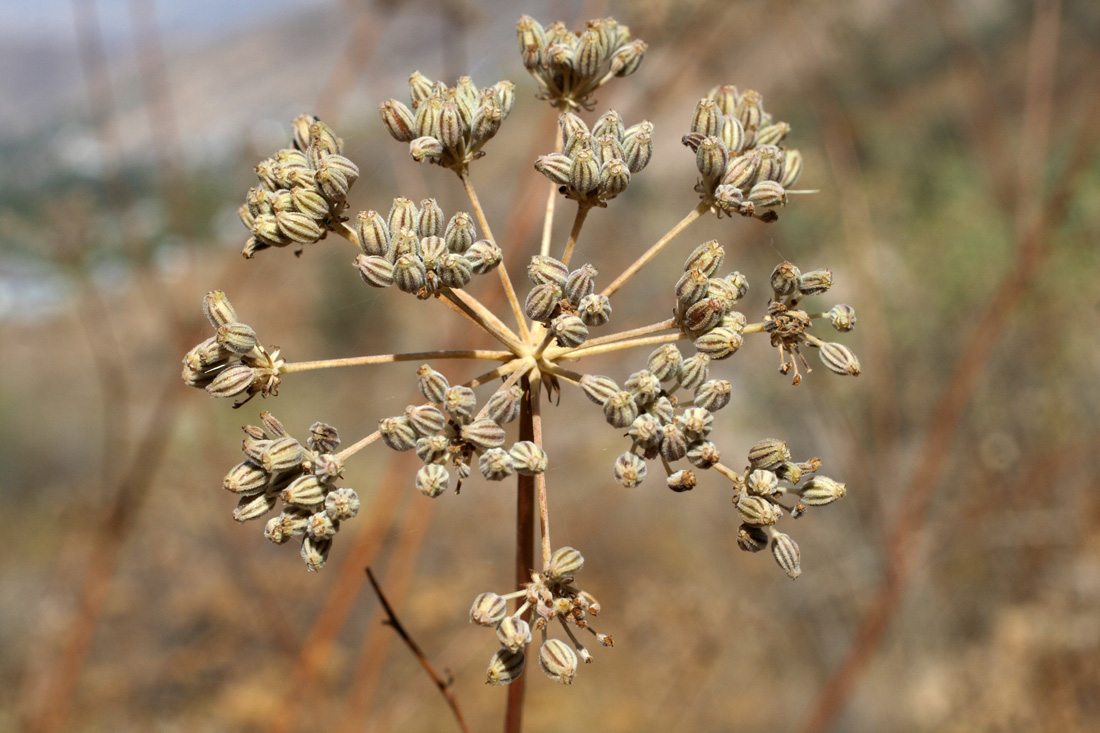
[
  {"x1": 678, "y1": 353, "x2": 710, "y2": 391},
  {"x1": 598, "y1": 159, "x2": 631, "y2": 198},
  {"x1": 479, "y1": 448, "x2": 515, "y2": 481},
  {"x1": 439, "y1": 252, "x2": 473, "y2": 289},
  {"x1": 684, "y1": 298, "x2": 726, "y2": 333},
  {"x1": 776, "y1": 461, "x2": 803, "y2": 484},
  {"x1": 675, "y1": 270, "x2": 708, "y2": 310},
  {"x1": 737, "y1": 523, "x2": 769, "y2": 553},
  {"x1": 695, "y1": 136, "x2": 728, "y2": 181},
  {"x1": 323, "y1": 154, "x2": 359, "y2": 184},
  {"x1": 416, "y1": 463, "x2": 450, "y2": 498},
  {"x1": 408, "y1": 70, "x2": 434, "y2": 105},
  {"x1": 415, "y1": 434, "x2": 449, "y2": 464},
  {"x1": 517, "y1": 14, "x2": 547, "y2": 68},
  {"x1": 667, "y1": 469, "x2": 697, "y2": 492},
  {"x1": 419, "y1": 235, "x2": 447, "y2": 272},
  {"x1": 747, "y1": 469, "x2": 779, "y2": 496},
  {"x1": 223, "y1": 461, "x2": 268, "y2": 495},
  {"x1": 574, "y1": 28, "x2": 604, "y2": 79},
  {"x1": 417, "y1": 364, "x2": 449, "y2": 404},
  {"x1": 625, "y1": 370, "x2": 661, "y2": 406},
  {"x1": 551, "y1": 314, "x2": 588, "y2": 347},
  {"x1": 580, "y1": 374, "x2": 619, "y2": 405},
  {"x1": 207, "y1": 364, "x2": 255, "y2": 399},
  {"x1": 621, "y1": 121, "x2": 653, "y2": 173},
  {"x1": 564, "y1": 264, "x2": 597, "y2": 305},
  {"x1": 443, "y1": 212, "x2": 475, "y2": 253},
  {"x1": 578, "y1": 293, "x2": 612, "y2": 326},
  {"x1": 354, "y1": 254, "x2": 394, "y2": 288},
  {"x1": 694, "y1": 379, "x2": 732, "y2": 412},
  {"x1": 471, "y1": 97, "x2": 503, "y2": 145},
  {"x1": 387, "y1": 197, "x2": 418, "y2": 235},
  {"x1": 547, "y1": 546, "x2": 584, "y2": 581},
  {"x1": 525, "y1": 282, "x2": 562, "y2": 322},
  {"x1": 722, "y1": 115, "x2": 746, "y2": 154},
  {"x1": 649, "y1": 396, "x2": 675, "y2": 425},
  {"x1": 325, "y1": 487, "x2": 360, "y2": 521},
  {"x1": 569, "y1": 149, "x2": 600, "y2": 193},
  {"x1": 737, "y1": 494, "x2": 779, "y2": 526},
  {"x1": 444, "y1": 385, "x2": 477, "y2": 423},
  {"x1": 687, "y1": 441, "x2": 720, "y2": 469},
  {"x1": 301, "y1": 535, "x2": 331, "y2": 572},
  {"x1": 203, "y1": 290, "x2": 238, "y2": 328},
  {"x1": 748, "y1": 438, "x2": 790, "y2": 470},
  {"x1": 380, "y1": 416, "x2": 418, "y2": 451},
  {"x1": 720, "y1": 311, "x2": 747, "y2": 333},
  {"x1": 494, "y1": 80, "x2": 515, "y2": 118},
  {"x1": 798, "y1": 268, "x2": 833, "y2": 296},
  {"x1": 186, "y1": 337, "x2": 231, "y2": 371},
  {"x1": 539, "y1": 638, "x2": 579, "y2": 685},
  {"x1": 264, "y1": 517, "x2": 289, "y2": 544},
  {"x1": 694, "y1": 327, "x2": 743, "y2": 360},
  {"x1": 628, "y1": 413, "x2": 663, "y2": 449},
  {"x1": 497, "y1": 617, "x2": 532, "y2": 653},
  {"x1": 819, "y1": 342, "x2": 861, "y2": 376},
  {"x1": 465, "y1": 240, "x2": 502, "y2": 273},
  {"x1": 735, "y1": 89, "x2": 764, "y2": 135},
  {"x1": 799, "y1": 476, "x2": 847, "y2": 506},
  {"x1": 407, "y1": 405, "x2": 446, "y2": 437},
  {"x1": 659, "y1": 422, "x2": 689, "y2": 462},
  {"x1": 437, "y1": 99, "x2": 462, "y2": 149},
  {"x1": 392, "y1": 253, "x2": 427, "y2": 294},
  {"x1": 410, "y1": 136, "x2": 444, "y2": 162},
  {"x1": 486, "y1": 648, "x2": 526, "y2": 686},
  {"x1": 614, "y1": 452, "x2": 647, "y2": 488},
  {"x1": 291, "y1": 188, "x2": 328, "y2": 219},
  {"x1": 307, "y1": 511, "x2": 336, "y2": 539},
  {"x1": 828, "y1": 304, "x2": 857, "y2": 332},
  {"x1": 610, "y1": 38, "x2": 646, "y2": 76},
  {"x1": 414, "y1": 95, "x2": 442, "y2": 138},
  {"x1": 713, "y1": 184, "x2": 744, "y2": 213},
  {"x1": 748, "y1": 180, "x2": 786, "y2": 207},
  {"x1": 355, "y1": 210, "x2": 389, "y2": 257},
  {"x1": 781, "y1": 149, "x2": 803, "y2": 188},
  {"x1": 380, "y1": 99, "x2": 416, "y2": 142},
  {"x1": 679, "y1": 407, "x2": 713, "y2": 440},
  {"x1": 707, "y1": 277, "x2": 740, "y2": 309},
  {"x1": 691, "y1": 98, "x2": 722, "y2": 137},
  {"x1": 389, "y1": 227, "x2": 420, "y2": 261},
  {"x1": 603, "y1": 391, "x2": 639, "y2": 428},
  {"x1": 259, "y1": 437, "x2": 304, "y2": 473},
  {"x1": 471, "y1": 591, "x2": 508, "y2": 626},
  {"x1": 564, "y1": 130, "x2": 593, "y2": 159},
  {"x1": 314, "y1": 167, "x2": 349, "y2": 202},
  {"x1": 771, "y1": 532, "x2": 801, "y2": 579},
  {"x1": 594, "y1": 134, "x2": 625, "y2": 165},
  {"x1": 528, "y1": 255, "x2": 569, "y2": 287},
  {"x1": 756, "y1": 121, "x2": 790, "y2": 147},
  {"x1": 510, "y1": 441, "x2": 548, "y2": 475},
  {"x1": 559, "y1": 111, "x2": 588, "y2": 140},
  {"x1": 416, "y1": 198, "x2": 444, "y2": 237},
  {"x1": 647, "y1": 344, "x2": 683, "y2": 382},
  {"x1": 485, "y1": 385, "x2": 523, "y2": 424},
  {"x1": 535, "y1": 153, "x2": 573, "y2": 186},
  {"x1": 722, "y1": 154, "x2": 759, "y2": 189},
  {"x1": 461, "y1": 419, "x2": 506, "y2": 450},
  {"x1": 592, "y1": 110, "x2": 625, "y2": 140},
  {"x1": 280, "y1": 475, "x2": 325, "y2": 508},
  {"x1": 752, "y1": 145, "x2": 785, "y2": 183},
  {"x1": 683, "y1": 240, "x2": 725, "y2": 278},
  {"x1": 234, "y1": 491, "x2": 278, "y2": 523},
  {"x1": 216, "y1": 322, "x2": 258, "y2": 355},
  {"x1": 273, "y1": 210, "x2": 321, "y2": 243}
]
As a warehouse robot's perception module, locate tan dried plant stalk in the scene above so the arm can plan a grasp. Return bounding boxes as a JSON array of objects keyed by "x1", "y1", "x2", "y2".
[{"x1": 180, "y1": 14, "x2": 862, "y2": 731}]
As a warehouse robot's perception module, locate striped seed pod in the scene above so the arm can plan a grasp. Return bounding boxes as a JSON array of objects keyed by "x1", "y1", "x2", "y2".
[
  {"x1": 461, "y1": 419, "x2": 507, "y2": 450},
  {"x1": 547, "y1": 546, "x2": 584, "y2": 581},
  {"x1": 392, "y1": 253, "x2": 427, "y2": 294},
  {"x1": 578, "y1": 293, "x2": 611, "y2": 327},
  {"x1": 748, "y1": 438, "x2": 790, "y2": 470},
  {"x1": 771, "y1": 532, "x2": 801, "y2": 579},
  {"x1": 528, "y1": 255, "x2": 569, "y2": 287},
  {"x1": 580, "y1": 374, "x2": 619, "y2": 405},
  {"x1": 510, "y1": 441, "x2": 548, "y2": 475},
  {"x1": 694, "y1": 379, "x2": 731, "y2": 412},
  {"x1": 380, "y1": 416, "x2": 418, "y2": 451},
  {"x1": 444, "y1": 211, "x2": 476, "y2": 253},
  {"x1": 678, "y1": 353, "x2": 710, "y2": 391},
  {"x1": 416, "y1": 463, "x2": 450, "y2": 498},
  {"x1": 479, "y1": 448, "x2": 515, "y2": 481},
  {"x1": 818, "y1": 342, "x2": 861, "y2": 376},
  {"x1": 417, "y1": 364, "x2": 449, "y2": 403},
  {"x1": 354, "y1": 254, "x2": 394, "y2": 288},
  {"x1": 603, "y1": 391, "x2": 639, "y2": 429},
  {"x1": 614, "y1": 452, "x2": 647, "y2": 488}
]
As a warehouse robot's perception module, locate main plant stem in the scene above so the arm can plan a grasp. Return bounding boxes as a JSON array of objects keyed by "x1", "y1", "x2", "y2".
[{"x1": 505, "y1": 375, "x2": 537, "y2": 733}]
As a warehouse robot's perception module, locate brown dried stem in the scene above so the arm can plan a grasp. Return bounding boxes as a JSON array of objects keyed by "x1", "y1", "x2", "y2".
[
  {"x1": 559, "y1": 332, "x2": 688, "y2": 361},
  {"x1": 560, "y1": 203, "x2": 591, "y2": 268},
  {"x1": 281, "y1": 349, "x2": 514, "y2": 374},
  {"x1": 364, "y1": 567, "x2": 470, "y2": 733}
]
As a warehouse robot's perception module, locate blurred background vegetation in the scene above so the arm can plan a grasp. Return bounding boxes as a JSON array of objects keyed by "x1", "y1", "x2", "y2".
[{"x1": 3, "y1": 0, "x2": 1099, "y2": 731}]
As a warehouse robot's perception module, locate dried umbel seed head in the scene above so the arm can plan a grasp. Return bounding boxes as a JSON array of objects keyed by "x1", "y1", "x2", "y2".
[
  {"x1": 547, "y1": 546, "x2": 584, "y2": 581},
  {"x1": 799, "y1": 476, "x2": 847, "y2": 506},
  {"x1": 678, "y1": 353, "x2": 710, "y2": 391},
  {"x1": 461, "y1": 419, "x2": 507, "y2": 450},
  {"x1": 470, "y1": 592, "x2": 508, "y2": 627},
  {"x1": 486, "y1": 648, "x2": 526, "y2": 686},
  {"x1": 737, "y1": 494, "x2": 780, "y2": 526},
  {"x1": 485, "y1": 385, "x2": 523, "y2": 424},
  {"x1": 380, "y1": 416, "x2": 418, "y2": 451},
  {"x1": 628, "y1": 413, "x2": 663, "y2": 449},
  {"x1": 771, "y1": 531, "x2": 801, "y2": 579},
  {"x1": 539, "y1": 639, "x2": 579, "y2": 685},
  {"x1": 416, "y1": 463, "x2": 450, "y2": 498},
  {"x1": 528, "y1": 255, "x2": 569, "y2": 287},
  {"x1": 749, "y1": 438, "x2": 791, "y2": 470},
  {"x1": 497, "y1": 616, "x2": 532, "y2": 652},
  {"x1": 223, "y1": 461, "x2": 268, "y2": 495},
  {"x1": 324, "y1": 487, "x2": 360, "y2": 521},
  {"x1": 407, "y1": 404, "x2": 446, "y2": 437},
  {"x1": 510, "y1": 441, "x2": 548, "y2": 475},
  {"x1": 648, "y1": 344, "x2": 683, "y2": 382}
]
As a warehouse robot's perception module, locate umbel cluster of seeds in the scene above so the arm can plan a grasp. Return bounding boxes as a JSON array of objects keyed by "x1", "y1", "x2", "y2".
[{"x1": 181, "y1": 15, "x2": 859, "y2": 687}]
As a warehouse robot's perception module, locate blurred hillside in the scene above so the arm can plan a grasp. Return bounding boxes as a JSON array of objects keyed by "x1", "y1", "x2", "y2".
[{"x1": 3, "y1": 0, "x2": 1100, "y2": 732}]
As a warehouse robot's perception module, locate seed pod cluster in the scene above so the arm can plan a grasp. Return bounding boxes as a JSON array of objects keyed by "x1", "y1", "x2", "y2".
[
  {"x1": 223, "y1": 412, "x2": 357, "y2": 572},
  {"x1": 524, "y1": 256, "x2": 611, "y2": 345},
  {"x1": 181, "y1": 290, "x2": 284, "y2": 403},
  {"x1": 384, "y1": 366, "x2": 549, "y2": 496},
  {"x1": 353, "y1": 198, "x2": 501, "y2": 298},
  {"x1": 475, "y1": 545, "x2": 611, "y2": 686},
  {"x1": 534, "y1": 110, "x2": 653, "y2": 206},
  {"x1": 517, "y1": 15, "x2": 647, "y2": 108},
  {"x1": 238, "y1": 115, "x2": 359, "y2": 258},
  {"x1": 671, "y1": 241, "x2": 748, "y2": 367},
  {"x1": 681, "y1": 86, "x2": 802, "y2": 220},
  {"x1": 761, "y1": 261, "x2": 861, "y2": 384},
  {"x1": 380, "y1": 72, "x2": 516, "y2": 170}
]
